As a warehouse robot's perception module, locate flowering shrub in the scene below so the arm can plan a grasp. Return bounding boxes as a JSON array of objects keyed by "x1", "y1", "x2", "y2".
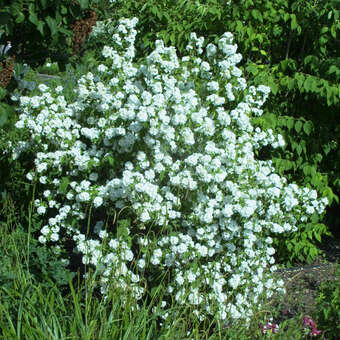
[{"x1": 9, "y1": 18, "x2": 329, "y2": 322}]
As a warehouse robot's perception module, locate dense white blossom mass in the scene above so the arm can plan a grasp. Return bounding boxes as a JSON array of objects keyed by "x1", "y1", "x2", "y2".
[{"x1": 10, "y1": 17, "x2": 328, "y2": 323}]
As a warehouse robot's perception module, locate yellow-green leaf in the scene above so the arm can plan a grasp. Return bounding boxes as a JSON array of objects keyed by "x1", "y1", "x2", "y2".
[{"x1": 295, "y1": 120, "x2": 303, "y2": 133}]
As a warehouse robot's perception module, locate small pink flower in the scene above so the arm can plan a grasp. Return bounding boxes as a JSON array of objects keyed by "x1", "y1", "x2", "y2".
[
  {"x1": 310, "y1": 328, "x2": 322, "y2": 336},
  {"x1": 302, "y1": 315, "x2": 323, "y2": 338},
  {"x1": 303, "y1": 315, "x2": 316, "y2": 328},
  {"x1": 259, "y1": 321, "x2": 280, "y2": 334}
]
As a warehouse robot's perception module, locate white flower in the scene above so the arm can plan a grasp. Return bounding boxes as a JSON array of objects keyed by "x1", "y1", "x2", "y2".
[
  {"x1": 78, "y1": 192, "x2": 91, "y2": 202},
  {"x1": 267, "y1": 247, "x2": 275, "y2": 256},
  {"x1": 109, "y1": 239, "x2": 119, "y2": 249},
  {"x1": 98, "y1": 64, "x2": 108, "y2": 73},
  {"x1": 206, "y1": 43, "x2": 217, "y2": 57},
  {"x1": 38, "y1": 235, "x2": 46, "y2": 244},
  {"x1": 137, "y1": 258, "x2": 146, "y2": 269},
  {"x1": 37, "y1": 206, "x2": 46, "y2": 215},
  {"x1": 306, "y1": 205, "x2": 315, "y2": 214},
  {"x1": 26, "y1": 172, "x2": 34, "y2": 181},
  {"x1": 151, "y1": 255, "x2": 161, "y2": 265},
  {"x1": 50, "y1": 233, "x2": 59, "y2": 242},
  {"x1": 187, "y1": 271, "x2": 196, "y2": 283},
  {"x1": 94, "y1": 196, "x2": 103, "y2": 208},
  {"x1": 140, "y1": 211, "x2": 151, "y2": 222},
  {"x1": 38, "y1": 84, "x2": 49, "y2": 93},
  {"x1": 176, "y1": 274, "x2": 184, "y2": 285},
  {"x1": 181, "y1": 127, "x2": 195, "y2": 145},
  {"x1": 229, "y1": 274, "x2": 241, "y2": 289},
  {"x1": 36, "y1": 162, "x2": 47, "y2": 173},
  {"x1": 123, "y1": 249, "x2": 134, "y2": 261},
  {"x1": 55, "y1": 86, "x2": 63, "y2": 93},
  {"x1": 136, "y1": 110, "x2": 148, "y2": 122}
]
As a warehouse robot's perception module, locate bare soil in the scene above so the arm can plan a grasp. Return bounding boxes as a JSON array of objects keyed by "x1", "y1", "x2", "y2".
[{"x1": 269, "y1": 235, "x2": 340, "y2": 319}]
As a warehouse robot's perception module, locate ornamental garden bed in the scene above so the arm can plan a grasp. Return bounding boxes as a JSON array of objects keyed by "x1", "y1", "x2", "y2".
[{"x1": 0, "y1": 2, "x2": 339, "y2": 338}]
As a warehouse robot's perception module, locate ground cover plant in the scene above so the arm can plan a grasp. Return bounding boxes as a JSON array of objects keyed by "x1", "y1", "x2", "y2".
[
  {"x1": 0, "y1": 0, "x2": 95, "y2": 67},
  {"x1": 6, "y1": 15, "x2": 330, "y2": 327},
  {"x1": 313, "y1": 265, "x2": 340, "y2": 339}
]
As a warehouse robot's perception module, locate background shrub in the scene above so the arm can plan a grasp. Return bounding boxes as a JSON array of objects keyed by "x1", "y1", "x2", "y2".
[
  {"x1": 0, "y1": 0, "x2": 98, "y2": 68},
  {"x1": 313, "y1": 265, "x2": 340, "y2": 340}
]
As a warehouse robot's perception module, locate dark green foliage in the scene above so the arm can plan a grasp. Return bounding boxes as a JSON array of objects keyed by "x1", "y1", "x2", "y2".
[
  {"x1": 0, "y1": 202, "x2": 74, "y2": 294},
  {"x1": 0, "y1": 63, "x2": 76, "y2": 291},
  {"x1": 313, "y1": 266, "x2": 340, "y2": 339},
  {"x1": 0, "y1": 0, "x2": 93, "y2": 67},
  {"x1": 0, "y1": 64, "x2": 37, "y2": 207},
  {"x1": 0, "y1": 222, "x2": 74, "y2": 289},
  {"x1": 0, "y1": 87, "x2": 14, "y2": 128}
]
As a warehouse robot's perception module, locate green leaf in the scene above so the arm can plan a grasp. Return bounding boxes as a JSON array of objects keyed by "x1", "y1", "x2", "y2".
[
  {"x1": 170, "y1": 32, "x2": 176, "y2": 45},
  {"x1": 283, "y1": 13, "x2": 290, "y2": 22},
  {"x1": 117, "y1": 219, "x2": 130, "y2": 239},
  {"x1": 323, "y1": 143, "x2": 331, "y2": 156},
  {"x1": 60, "y1": 5, "x2": 67, "y2": 15},
  {"x1": 287, "y1": 77, "x2": 295, "y2": 91},
  {"x1": 251, "y1": 9, "x2": 263, "y2": 23},
  {"x1": 294, "y1": 73, "x2": 305, "y2": 90},
  {"x1": 290, "y1": 14, "x2": 297, "y2": 30},
  {"x1": 296, "y1": 144, "x2": 302, "y2": 156},
  {"x1": 295, "y1": 120, "x2": 302, "y2": 133},
  {"x1": 78, "y1": 0, "x2": 89, "y2": 9},
  {"x1": 319, "y1": 36, "x2": 328, "y2": 45},
  {"x1": 28, "y1": 11, "x2": 39, "y2": 26},
  {"x1": 320, "y1": 26, "x2": 328, "y2": 34},
  {"x1": 0, "y1": 103, "x2": 10, "y2": 127},
  {"x1": 46, "y1": 16, "x2": 58, "y2": 36},
  {"x1": 328, "y1": 65, "x2": 338, "y2": 75},
  {"x1": 36, "y1": 21, "x2": 45, "y2": 35},
  {"x1": 39, "y1": 0, "x2": 47, "y2": 10},
  {"x1": 304, "y1": 76, "x2": 317, "y2": 93},
  {"x1": 286, "y1": 117, "x2": 294, "y2": 130},
  {"x1": 302, "y1": 163, "x2": 310, "y2": 176},
  {"x1": 108, "y1": 156, "x2": 115, "y2": 167},
  {"x1": 303, "y1": 121, "x2": 313, "y2": 135},
  {"x1": 311, "y1": 173, "x2": 321, "y2": 187},
  {"x1": 58, "y1": 27, "x2": 73, "y2": 37},
  {"x1": 313, "y1": 153, "x2": 323, "y2": 163},
  {"x1": 0, "y1": 86, "x2": 6, "y2": 100},
  {"x1": 246, "y1": 64, "x2": 258, "y2": 76},
  {"x1": 59, "y1": 177, "x2": 70, "y2": 194},
  {"x1": 15, "y1": 12, "x2": 25, "y2": 24},
  {"x1": 331, "y1": 24, "x2": 336, "y2": 38},
  {"x1": 304, "y1": 55, "x2": 318, "y2": 66}
]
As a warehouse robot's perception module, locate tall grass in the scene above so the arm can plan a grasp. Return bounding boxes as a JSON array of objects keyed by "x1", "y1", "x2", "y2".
[
  {"x1": 1, "y1": 194, "x2": 338, "y2": 339},
  {"x1": 0, "y1": 195, "x2": 226, "y2": 339}
]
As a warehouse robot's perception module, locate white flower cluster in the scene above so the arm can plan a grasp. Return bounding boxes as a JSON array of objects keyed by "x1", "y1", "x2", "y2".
[{"x1": 11, "y1": 18, "x2": 329, "y2": 323}]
